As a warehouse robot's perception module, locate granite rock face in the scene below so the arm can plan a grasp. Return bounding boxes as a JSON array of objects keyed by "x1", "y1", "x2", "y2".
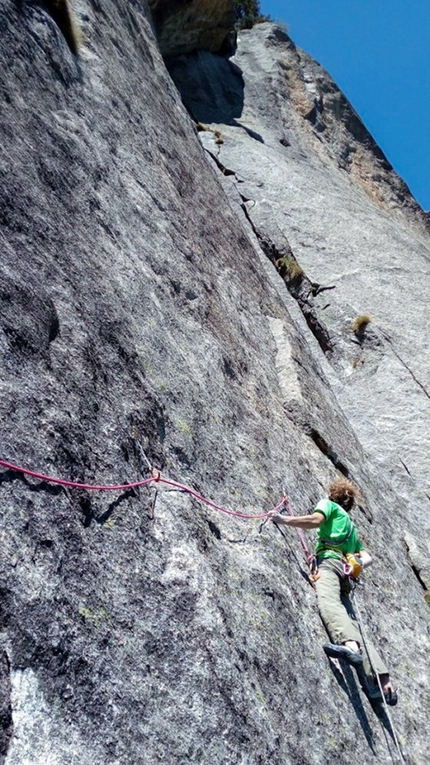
[
  {"x1": 182, "y1": 23, "x2": 430, "y2": 507},
  {"x1": 0, "y1": 3, "x2": 429, "y2": 765}
]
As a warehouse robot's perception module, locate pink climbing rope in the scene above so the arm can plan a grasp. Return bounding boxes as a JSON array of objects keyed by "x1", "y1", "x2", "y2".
[
  {"x1": 0, "y1": 459, "x2": 154, "y2": 491},
  {"x1": 0, "y1": 458, "x2": 283, "y2": 520},
  {"x1": 282, "y1": 495, "x2": 314, "y2": 565},
  {"x1": 157, "y1": 475, "x2": 286, "y2": 519}
]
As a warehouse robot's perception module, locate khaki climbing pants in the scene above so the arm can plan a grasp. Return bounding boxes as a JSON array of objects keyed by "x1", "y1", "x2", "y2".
[{"x1": 315, "y1": 558, "x2": 388, "y2": 682}]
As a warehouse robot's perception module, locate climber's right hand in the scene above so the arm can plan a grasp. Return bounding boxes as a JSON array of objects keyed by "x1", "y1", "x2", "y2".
[{"x1": 268, "y1": 512, "x2": 286, "y2": 524}]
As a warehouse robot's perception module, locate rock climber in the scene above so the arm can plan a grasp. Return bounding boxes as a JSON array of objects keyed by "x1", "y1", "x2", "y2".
[{"x1": 269, "y1": 478, "x2": 397, "y2": 706}]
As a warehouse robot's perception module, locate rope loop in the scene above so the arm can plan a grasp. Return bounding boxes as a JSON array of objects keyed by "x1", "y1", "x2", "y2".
[{"x1": 0, "y1": 457, "x2": 277, "y2": 520}]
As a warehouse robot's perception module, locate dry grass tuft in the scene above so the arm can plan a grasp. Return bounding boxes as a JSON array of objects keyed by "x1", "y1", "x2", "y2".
[
  {"x1": 276, "y1": 256, "x2": 304, "y2": 282},
  {"x1": 287, "y1": 260, "x2": 304, "y2": 281},
  {"x1": 45, "y1": 0, "x2": 83, "y2": 54},
  {"x1": 214, "y1": 130, "x2": 224, "y2": 146},
  {"x1": 352, "y1": 314, "x2": 372, "y2": 335}
]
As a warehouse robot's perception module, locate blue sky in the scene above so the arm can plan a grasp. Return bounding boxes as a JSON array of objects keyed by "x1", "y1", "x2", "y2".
[{"x1": 260, "y1": 1, "x2": 430, "y2": 211}]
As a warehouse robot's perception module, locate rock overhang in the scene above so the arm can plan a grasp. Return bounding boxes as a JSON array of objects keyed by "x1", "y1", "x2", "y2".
[{"x1": 148, "y1": 0, "x2": 236, "y2": 57}]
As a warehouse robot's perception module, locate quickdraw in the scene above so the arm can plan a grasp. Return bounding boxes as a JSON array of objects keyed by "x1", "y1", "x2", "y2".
[{"x1": 308, "y1": 554, "x2": 320, "y2": 584}]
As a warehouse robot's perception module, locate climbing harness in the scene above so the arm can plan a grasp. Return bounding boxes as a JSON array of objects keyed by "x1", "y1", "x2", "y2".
[{"x1": 318, "y1": 518, "x2": 363, "y2": 578}]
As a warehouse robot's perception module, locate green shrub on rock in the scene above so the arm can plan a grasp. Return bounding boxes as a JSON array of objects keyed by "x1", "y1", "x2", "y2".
[
  {"x1": 352, "y1": 314, "x2": 372, "y2": 336},
  {"x1": 234, "y1": 0, "x2": 270, "y2": 29}
]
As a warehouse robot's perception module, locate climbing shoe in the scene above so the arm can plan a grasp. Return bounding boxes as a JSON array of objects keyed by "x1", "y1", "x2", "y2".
[
  {"x1": 323, "y1": 643, "x2": 363, "y2": 666},
  {"x1": 367, "y1": 686, "x2": 398, "y2": 707},
  {"x1": 384, "y1": 688, "x2": 398, "y2": 706}
]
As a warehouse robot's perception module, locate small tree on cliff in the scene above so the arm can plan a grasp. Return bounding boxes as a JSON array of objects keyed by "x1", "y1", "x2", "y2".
[{"x1": 234, "y1": 0, "x2": 270, "y2": 29}]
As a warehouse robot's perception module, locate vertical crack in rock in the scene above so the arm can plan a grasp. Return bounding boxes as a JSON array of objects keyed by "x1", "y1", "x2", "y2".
[
  {"x1": 241, "y1": 200, "x2": 333, "y2": 355},
  {"x1": 200, "y1": 145, "x2": 237, "y2": 176},
  {"x1": 380, "y1": 330, "x2": 430, "y2": 401},
  {"x1": 399, "y1": 459, "x2": 411, "y2": 476},
  {"x1": 404, "y1": 533, "x2": 430, "y2": 609},
  {"x1": 304, "y1": 426, "x2": 350, "y2": 478},
  {"x1": 267, "y1": 318, "x2": 359, "y2": 502},
  {"x1": 0, "y1": 650, "x2": 13, "y2": 758}
]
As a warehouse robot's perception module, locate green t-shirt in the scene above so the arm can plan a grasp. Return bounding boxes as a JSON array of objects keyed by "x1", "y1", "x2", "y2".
[{"x1": 313, "y1": 498, "x2": 364, "y2": 560}]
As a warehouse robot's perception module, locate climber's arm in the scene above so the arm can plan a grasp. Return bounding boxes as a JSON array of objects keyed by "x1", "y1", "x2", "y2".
[{"x1": 269, "y1": 511, "x2": 325, "y2": 530}]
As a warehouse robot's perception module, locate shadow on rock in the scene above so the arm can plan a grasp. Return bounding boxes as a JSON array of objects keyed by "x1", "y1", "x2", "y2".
[
  {"x1": 327, "y1": 658, "x2": 376, "y2": 754},
  {"x1": 165, "y1": 50, "x2": 244, "y2": 125},
  {"x1": 0, "y1": 469, "x2": 64, "y2": 497},
  {"x1": 94, "y1": 488, "x2": 138, "y2": 526}
]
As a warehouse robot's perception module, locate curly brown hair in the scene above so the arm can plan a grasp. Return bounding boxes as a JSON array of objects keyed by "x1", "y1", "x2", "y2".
[{"x1": 328, "y1": 478, "x2": 361, "y2": 511}]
